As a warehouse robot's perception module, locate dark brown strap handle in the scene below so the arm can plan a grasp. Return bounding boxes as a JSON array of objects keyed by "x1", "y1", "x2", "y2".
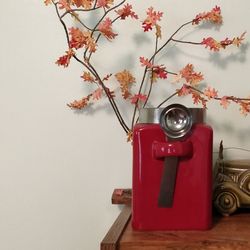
[{"x1": 158, "y1": 156, "x2": 179, "y2": 207}]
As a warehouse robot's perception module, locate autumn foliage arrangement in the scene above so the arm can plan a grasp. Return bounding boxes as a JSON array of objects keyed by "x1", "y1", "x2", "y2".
[{"x1": 45, "y1": 0, "x2": 248, "y2": 140}]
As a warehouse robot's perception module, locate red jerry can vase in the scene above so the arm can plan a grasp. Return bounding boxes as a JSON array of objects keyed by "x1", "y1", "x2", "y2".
[{"x1": 132, "y1": 104, "x2": 213, "y2": 230}]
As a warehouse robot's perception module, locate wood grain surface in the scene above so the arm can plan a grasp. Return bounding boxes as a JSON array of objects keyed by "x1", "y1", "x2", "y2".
[
  {"x1": 118, "y1": 212, "x2": 250, "y2": 250},
  {"x1": 100, "y1": 206, "x2": 131, "y2": 250}
]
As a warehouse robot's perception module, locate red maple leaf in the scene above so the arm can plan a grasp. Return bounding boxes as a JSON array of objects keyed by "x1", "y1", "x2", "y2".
[
  {"x1": 116, "y1": 3, "x2": 138, "y2": 20},
  {"x1": 98, "y1": 18, "x2": 117, "y2": 40},
  {"x1": 153, "y1": 66, "x2": 168, "y2": 79},
  {"x1": 139, "y1": 57, "x2": 153, "y2": 68},
  {"x1": 193, "y1": 5, "x2": 222, "y2": 25},
  {"x1": 55, "y1": 50, "x2": 74, "y2": 67},
  {"x1": 142, "y1": 22, "x2": 153, "y2": 32},
  {"x1": 92, "y1": 88, "x2": 103, "y2": 100},
  {"x1": 130, "y1": 94, "x2": 147, "y2": 104},
  {"x1": 204, "y1": 86, "x2": 218, "y2": 99},
  {"x1": 220, "y1": 96, "x2": 230, "y2": 109},
  {"x1": 96, "y1": 0, "x2": 113, "y2": 8}
]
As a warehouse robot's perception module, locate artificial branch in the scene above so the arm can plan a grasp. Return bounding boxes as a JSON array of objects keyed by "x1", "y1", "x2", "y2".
[
  {"x1": 53, "y1": 0, "x2": 129, "y2": 134},
  {"x1": 46, "y1": 2, "x2": 248, "y2": 137},
  {"x1": 131, "y1": 20, "x2": 193, "y2": 128},
  {"x1": 171, "y1": 38, "x2": 202, "y2": 45}
]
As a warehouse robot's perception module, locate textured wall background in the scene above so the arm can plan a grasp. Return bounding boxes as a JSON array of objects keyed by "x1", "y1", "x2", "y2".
[{"x1": 1, "y1": 1, "x2": 250, "y2": 249}]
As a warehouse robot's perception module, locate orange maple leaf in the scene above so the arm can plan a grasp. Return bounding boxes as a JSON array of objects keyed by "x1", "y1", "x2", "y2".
[
  {"x1": 201, "y1": 37, "x2": 221, "y2": 51},
  {"x1": 139, "y1": 57, "x2": 153, "y2": 68},
  {"x1": 142, "y1": 7, "x2": 163, "y2": 32},
  {"x1": 193, "y1": 6, "x2": 222, "y2": 25},
  {"x1": 67, "y1": 95, "x2": 91, "y2": 109},
  {"x1": 96, "y1": 0, "x2": 114, "y2": 8},
  {"x1": 81, "y1": 72, "x2": 95, "y2": 83},
  {"x1": 116, "y1": 3, "x2": 138, "y2": 20},
  {"x1": 190, "y1": 90, "x2": 207, "y2": 108},
  {"x1": 72, "y1": 0, "x2": 93, "y2": 9},
  {"x1": 69, "y1": 27, "x2": 96, "y2": 52},
  {"x1": 58, "y1": 0, "x2": 71, "y2": 10},
  {"x1": 115, "y1": 70, "x2": 136, "y2": 99},
  {"x1": 180, "y1": 64, "x2": 204, "y2": 86},
  {"x1": 177, "y1": 84, "x2": 191, "y2": 96},
  {"x1": 220, "y1": 96, "x2": 230, "y2": 109},
  {"x1": 239, "y1": 101, "x2": 250, "y2": 116},
  {"x1": 92, "y1": 88, "x2": 103, "y2": 100},
  {"x1": 98, "y1": 18, "x2": 117, "y2": 40},
  {"x1": 55, "y1": 49, "x2": 75, "y2": 67},
  {"x1": 44, "y1": 0, "x2": 52, "y2": 6},
  {"x1": 130, "y1": 94, "x2": 147, "y2": 104},
  {"x1": 233, "y1": 32, "x2": 247, "y2": 47},
  {"x1": 204, "y1": 86, "x2": 218, "y2": 99}
]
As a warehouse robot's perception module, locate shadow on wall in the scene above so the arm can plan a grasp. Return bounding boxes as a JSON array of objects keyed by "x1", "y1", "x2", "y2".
[{"x1": 208, "y1": 115, "x2": 250, "y2": 144}]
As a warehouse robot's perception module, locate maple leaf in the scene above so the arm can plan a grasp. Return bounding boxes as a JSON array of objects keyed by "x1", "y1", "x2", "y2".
[
  {"x1": 67, "y1": 95, "x2": 91, "y2": 109},
  {"x1": 127, "y1": 130, "x2": 133, "y2": 142},
  {"x1": 139, "y1": 57, "x2": 153, "y2": 68},
  {"x1": 193, "y1": 5, "x2": 222, "y2": 25},
  {"x1": 201, "y1": 37, "x2": 221, "y2": 51},
  {"x1": 177, "y1": 84, "x2": 191, "y2": 96},
  {"x1": 116, "y1": 4, "x2": 138, "y2": 20},
  {"x1": 190, "y1": 89, "x2": 207, "y2": 108},
  {"x1": 92, "y1": 88, "x2": 103, "y2": 100},
  {"x1": 69, "y1": 27, "x2": 96, "y2": 52},
  {"x1": 55, "y1": 49, "x2": 75, "y2": 67},
  {"x1": 115, "y1": 70, "x2": 136, "y2": 99},
  {"x1": 220, "y1": 37, "x2": 233, "y2": 49},
  {"x1": 220, "y1": 96, "x2": 230, "y2": 109},
  {"x1": 204, "y1": 86, "x2": 218, "y2": 99},
  {"x1": 180, "y1": 64, "x2": 204, "y2": 86},
  {"x1": 153, "y1": 66, "x2": 168, "y2": 79},
  {"x1": 239, "y1": 101, "x2": 250, "y2": 116},
  {"x1": 145, "y1": 7, "x2": 163, "y2": 26},
  {"x1": 142, "y1": 7, "x2": 163, "y2": 32},
  {"x1": 130, "y1": 94, "x2": 147, "y2": 104},
  {"x1": 142, "y1": 22, "x2": 153, "y2": 32},
  {"x1": 96, "y1": 0, "x2": 114, "y2": 9},
  {"x1": 58, "y1": 0, "x2": 71, "y2": 10},
  {"x1": 44, "y1": 0, "x2": 52, "y2": 6},
  {"x1": 81, "y1": 72, "x2": 95, "y2": 83},
  {"x1": 155, "y1": 24, "x2": 162, "y2": 38},
  {"x1": 233, "y1": 32, "x2": 247, "y2": 47},
  {"x1": 72, "y1": 0, "x2": 93, "y2": 9},
  {"x1": 98, "y1": 18, "x2": 117, "y2": 40}
]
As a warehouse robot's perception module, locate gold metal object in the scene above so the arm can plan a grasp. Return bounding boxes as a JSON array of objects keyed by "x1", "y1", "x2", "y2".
[{"x1": 213, "y1": 141, "x2": 250, "y2": 216}]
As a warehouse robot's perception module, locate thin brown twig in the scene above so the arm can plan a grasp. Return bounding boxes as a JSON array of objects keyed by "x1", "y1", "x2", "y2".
[
  {"x1": 157, "y1": 91, "x2": 179, "y2": 108},
  {"x1": 53, "y1": 1, "x2": 129, "y2": 134},
  {"x1": 131, "y1": 20, "x2": 193, "y2": 128},
  {"x1": 143, "y1": 36, "x2": 159, "y2": 108},
  {"x1": 171, "y1": 38, "x2": 202, "y2": 45}
]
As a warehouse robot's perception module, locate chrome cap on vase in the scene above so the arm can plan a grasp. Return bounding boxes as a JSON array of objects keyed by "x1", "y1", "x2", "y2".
[{"x1": 138, "y1": 104, "x2": 205, "y2": 139}]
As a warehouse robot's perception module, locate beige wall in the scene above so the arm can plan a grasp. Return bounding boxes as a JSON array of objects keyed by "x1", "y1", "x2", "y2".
[{"x1": 1, "y1": 1, "x2": 250, "y2": 249}]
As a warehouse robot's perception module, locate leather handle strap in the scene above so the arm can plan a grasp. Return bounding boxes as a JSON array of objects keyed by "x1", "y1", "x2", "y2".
[{"x1": 158, "y1": 156, "x2": 179, "y2": 207}]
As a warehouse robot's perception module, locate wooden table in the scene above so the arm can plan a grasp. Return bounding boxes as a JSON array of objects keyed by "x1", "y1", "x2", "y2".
[{"x1": 101, "y1": 189, "x2": 250, "y2": 250}]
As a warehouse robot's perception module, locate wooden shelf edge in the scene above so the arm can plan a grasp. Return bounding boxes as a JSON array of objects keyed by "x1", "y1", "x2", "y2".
[{"x1": 100, "y1": 206, "x2": 132, "y2": 250}]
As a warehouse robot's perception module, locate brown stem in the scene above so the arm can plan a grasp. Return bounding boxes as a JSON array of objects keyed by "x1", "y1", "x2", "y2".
[
  {"x1": 92, "y1": 0, "x2": 126, "y2": 33},
  {"x1": 61, "y1": 6, "x2": 101, "y2": 19},
  {"x1": 189, "y1": 86, "x2": 250, "y2": 102},
  {"x1": 85, "y1": 15, "x2": 121, "y2": 61},
  {"x1": 131, "y1": 20, "x2": 193, "y2": 129},
  {"x1": 87, "y1": 62, "x2": 130, "y2": 133},
  {"x1": 143, "y1": 36, "x2": 159, "y2": 108},
  {"x1": 53, "y1": 1, "x2": 129, "y2": 134},
  {"x1": 171, "y1": 38, "x2": 202, "y2": 45},
  {"x1": 157, "y1": 91, "x2": 180, "y2": 108}
]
